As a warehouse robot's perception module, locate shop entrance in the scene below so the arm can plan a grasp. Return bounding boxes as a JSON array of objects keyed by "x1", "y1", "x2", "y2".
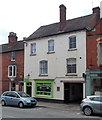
[{"x1": 64, "y1": 83, "x2": 83, "y2": 103}]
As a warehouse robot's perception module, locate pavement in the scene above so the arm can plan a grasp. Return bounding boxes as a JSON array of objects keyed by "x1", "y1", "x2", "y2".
[{"x1": 37, "y1": 101, "x2": 80, "y2": 111}]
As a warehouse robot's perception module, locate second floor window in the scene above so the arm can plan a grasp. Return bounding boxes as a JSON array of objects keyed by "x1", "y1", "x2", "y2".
[
  {"x1": 67, "y1": 58, "x2": 76, "y2": 73},
  {"x1": 11, "y1": 52, "x2": 16, "y2": 61},
  {"x1": 48, "y1": 40, "x2": 54, "y2": 52},
  {"x1": 69, "y1": 36, "x2": 76, "y2": 49},
  {"x1": 8, "y1": 65, "x2": 16, "y2": 77},
  {"x1": 31, "y1": 43, "x2": 36, "y2": 54},
  {"x1": 40, "y1": 61, "x2": 48, "y2": 75}
]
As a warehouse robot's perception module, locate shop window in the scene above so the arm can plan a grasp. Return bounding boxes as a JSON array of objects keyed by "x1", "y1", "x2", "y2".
[{"x1": 35, "y1": 81, "x2": 53, "y2": 98}]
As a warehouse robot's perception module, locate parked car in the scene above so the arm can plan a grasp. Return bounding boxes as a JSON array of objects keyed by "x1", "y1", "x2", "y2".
[
  {"x1": 80, "y1": 95, "x2": 102, "y2": 116},
  {"x1": 0, "y1": 91, "x2": 37, "y2": 108}
]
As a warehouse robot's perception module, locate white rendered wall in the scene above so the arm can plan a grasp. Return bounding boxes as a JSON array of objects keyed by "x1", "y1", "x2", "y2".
[{"x1": 24, "y1": 30, "x2": 86, "y2": 99}]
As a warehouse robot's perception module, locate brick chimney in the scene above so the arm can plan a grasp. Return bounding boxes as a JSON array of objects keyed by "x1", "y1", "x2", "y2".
[
  {"x1": 8, "y1": 32, "x2": 18, "y2": 47},
  {"x1": 92, "y1": 7, "x2": 100, "y2": 21},
  {"x1": 59, "y1": 4, "x2": 66, "y2": 31}
]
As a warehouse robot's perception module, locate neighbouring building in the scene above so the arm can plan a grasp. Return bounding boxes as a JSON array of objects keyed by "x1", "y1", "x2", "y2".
[
  {"x1": 86, "y1": 3, "x2": 102, "y2": 96},
  {"x1": 0, "y1": 32, "x2": 24, "y2": 93},
  {"x1": 24, "y1": 4, "x2": 101, "y2": 103}
]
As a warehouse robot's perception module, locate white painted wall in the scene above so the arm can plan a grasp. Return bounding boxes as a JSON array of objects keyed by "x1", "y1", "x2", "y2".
[{"x1": 24, "y1": 30, "x2": 86, "y2": 100}]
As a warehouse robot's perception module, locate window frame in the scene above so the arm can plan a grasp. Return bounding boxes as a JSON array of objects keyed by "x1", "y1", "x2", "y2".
[
  {"x1": 8, "y1": 65, "x2": 17, "y2": 77},
  {"x1": 48, "y1": 40, "x2": 54, "y2": 53},
  {"x1": 69, "y1": 36, "x2": 76, "y2": 50},
  {"x1": 11, "y1": 51, "x2": 16, "y2": 61},
  {"x1": 30, "y1": 43, "x2": 36, "y2": 55},
  {"x1": 39, "y1": 60, "x2": 48, "y2": 75},
  {"x1": 66, "y1": 58, "x2": 77, "y2": 74}
]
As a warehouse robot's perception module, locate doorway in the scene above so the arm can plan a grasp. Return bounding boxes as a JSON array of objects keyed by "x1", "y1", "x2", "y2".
[
  {"x1": 26, "y1": 82, "x2": 32, "y2": 96},
  {"x1": 64, "y1": 83, "x2": 83, "y2": 103}
]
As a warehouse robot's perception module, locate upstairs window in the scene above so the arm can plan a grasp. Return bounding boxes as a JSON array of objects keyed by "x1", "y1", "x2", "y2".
[
  {"x1": 8, "y1": 65, "x2": 16, "y2": 77},
  {"x1": 69, "y1": 36, "x2": 76, "y2": 49},
  {"x1": 31, "y1": 43, "x2": 36, "y2": 54},
  {"x1": 40, "y1": 61, "x2": 48, "y2": 75},
  {"x1": 48, "y1": 40, "x2": 54, "y2": 52},
  {"x1": 99, "y1": 43, "x2": 102, "y2": 66},
  {"x1": 67, "y1": 58, "x2": 76, "y2": 73},
  {"x1": 11, "y1": 52, "x2": 16, "y2": 61}
]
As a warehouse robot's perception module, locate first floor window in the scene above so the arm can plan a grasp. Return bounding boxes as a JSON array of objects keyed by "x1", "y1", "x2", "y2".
[
  {"x1": 11, "y1": 52, "x2": 16, "y2": 61},
  {"x1": 8, "y1": 65, "x2": 16, "y2": 77},
  {"x1": 67, "y1": 58, "x2": 76, "y2": 73},
  {"x1": 40, "y1": 60, "x2": 48, "y2": 75}
]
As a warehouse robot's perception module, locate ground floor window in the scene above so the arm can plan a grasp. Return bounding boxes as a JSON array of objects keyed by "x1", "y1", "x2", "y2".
[{"x1": 35, "y1": 80, "x2": 53, "y2": 98}]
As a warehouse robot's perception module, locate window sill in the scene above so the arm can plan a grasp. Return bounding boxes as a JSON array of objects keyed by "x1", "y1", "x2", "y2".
[
  {"x1": 11, "y1": 60, "x2": 15, "y2": 62},
  {"x1": 30, "y1": 53, "x2": 36, "y2": 56},
  {"x1": 47, "y1": 51, "x2": 55, "y2": 54},
  {"x1": 65, "y1": 73, "x2": 77, "y2": 76},
  {"x1": 68, "y1": 48, "x2": 77, "y2": 51},
  {"x1": 39, "y1": 74, "x2": 48, "y2": 77}
]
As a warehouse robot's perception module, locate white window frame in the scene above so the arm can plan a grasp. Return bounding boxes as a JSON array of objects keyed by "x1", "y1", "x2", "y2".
[
  {"x1": 66, "y1": 58, "x2": 76, "y2": 74},
  {"x1": 40, "y1": 60, "x2": 48, "y2": 75},
  {"x1": 31, "y1": 43, "x2": 36, "y2": 54},
  {"x1": 8, "y1": 65, "x2": 17, "y2": 77},
  {"x1": 48, "y1": 40, "x2": 54, "y2": 52},
  {"x1": 69, "y1": 36, "x2": 76, "y2": 50}
]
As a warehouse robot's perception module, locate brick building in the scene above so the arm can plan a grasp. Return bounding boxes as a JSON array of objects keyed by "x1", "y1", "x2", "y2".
[
  {"x1": 0, "y1": 32, "x2": 24, "y2": 93},
  {"x1": 86, "y1": 6, "x2": 102, "y2": 96}
]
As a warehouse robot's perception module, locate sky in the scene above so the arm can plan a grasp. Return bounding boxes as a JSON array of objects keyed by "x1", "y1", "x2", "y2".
[{"x1": 0, "y1": 0, "x2": 102, "y2": 44}]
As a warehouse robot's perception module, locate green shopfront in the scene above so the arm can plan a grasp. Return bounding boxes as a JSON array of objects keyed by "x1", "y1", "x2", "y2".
[
  {"x1": 86, "y1": 69, "x2": 102, "y2": 96},
  {"x1": 24, "y1": 79, "x2": 54, "y2": 98}
]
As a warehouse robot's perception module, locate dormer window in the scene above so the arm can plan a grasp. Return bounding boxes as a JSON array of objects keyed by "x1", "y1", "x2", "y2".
[{"x1": 11, "y1": 52, "x2": 16, "y2": 61}]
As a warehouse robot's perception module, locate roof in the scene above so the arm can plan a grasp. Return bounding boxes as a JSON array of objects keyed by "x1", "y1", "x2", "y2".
[
  {"x1": 0, "y1": 40, "x2": 24, "y2": 54},
  {"x1": 26, "y1": 14, "x2": 97, "y2": 41}
]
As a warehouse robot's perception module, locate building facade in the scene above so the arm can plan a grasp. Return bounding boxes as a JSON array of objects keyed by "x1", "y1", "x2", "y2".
[
  {"x1": 86, "y1": 14, "x2": 102, "y2": 96},
  {"x1": 24, "y1": 5, "x2": 100, "y2": 103},
  {"x1": 0, "y1": 32, "x2": 24, "y2": 93}
]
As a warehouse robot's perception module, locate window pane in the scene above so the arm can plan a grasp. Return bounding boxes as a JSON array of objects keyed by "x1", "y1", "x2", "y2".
[
  {"x1": 69, "y1": 36, "x2": 76, "y2": 49},
  {"x1": 40, "y1": 61, "x2": 48, "y2": 74},
  {"x1": 48, "y1": 40, "x2": 54, "y2": 52},
  {"x1": 67, "y1": 58, "x2": 76, "y2": 73},
  {"x1": 31, "y1": 43, "x2": 36, "y2": 54}
]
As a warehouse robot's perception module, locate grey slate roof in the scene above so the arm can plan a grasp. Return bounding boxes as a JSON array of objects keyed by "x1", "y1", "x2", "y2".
[
  {"x1": 26, "y1": 14, "x2": 96, "y2": 41},
  {"x1": 0, "y1": 40, "x2": 24, "y2": 53}
]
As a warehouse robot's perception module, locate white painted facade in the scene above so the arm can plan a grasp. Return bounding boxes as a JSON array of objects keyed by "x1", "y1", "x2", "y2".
[{"x1": 24, "y1": 30, "x2": 86, "y2": 101}]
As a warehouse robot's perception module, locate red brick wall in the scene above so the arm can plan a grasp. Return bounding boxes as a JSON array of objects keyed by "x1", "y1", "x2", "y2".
[
  {"x1": 86, "y1": 19, "x2": 102, "y2": 69},
  {"x1": 2, "y1": 50, "x2": 24, "y2": 93}
]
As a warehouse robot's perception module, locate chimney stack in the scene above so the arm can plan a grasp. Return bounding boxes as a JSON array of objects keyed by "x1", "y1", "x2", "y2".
[
  {"x1": 92, "y1": 7, "x2": 100, "y2": 21},
  {"x1": 8, "y1": 32, "x2": 18, "y2": 47},
  {"x1": 59, "y1": 4, "x2": 66, "y2": 31}
]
